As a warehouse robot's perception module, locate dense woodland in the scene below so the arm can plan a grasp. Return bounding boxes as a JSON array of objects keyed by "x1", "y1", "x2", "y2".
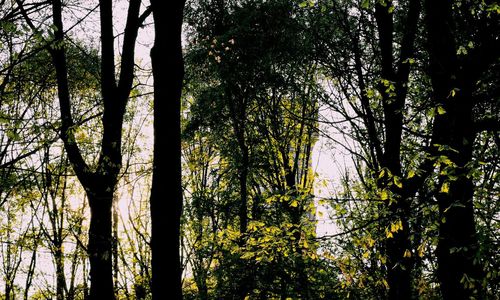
[{"x1": 0, "y1": 0, "x2": 498, "y2": 299}]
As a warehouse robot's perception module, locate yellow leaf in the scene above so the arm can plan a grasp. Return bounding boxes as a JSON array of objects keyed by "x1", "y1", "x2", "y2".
[
  {"x1": 241, "y1": 252, "x2": 254, "y2": 259},
  {"x1": 290, "y1": 200, "x2": 299, "y2": 207},
  {"x1": 403, "y1": 249, "x2": 412, "y2": 258},
  {"x1": 437, "y1": 106, "x2": 446, "y2": 115},
  {"x1": 417, "y1": 242, "x2": 426, "y2": 257},
  {"x1": 393, "y1": 176, "x2": 403, "y2": 188},
  {"x1": 440, "y1": 182, "x2": 450, "y2": 193},
  {"x1": 382, "y1": 279, "x2": 389, "y2": 289},
  {"x1": 407, "y1": 169, "x2": 415, "y2": 179},
  {"x1": 380, "y1": 190, "x2": 389, "y2": 200}
]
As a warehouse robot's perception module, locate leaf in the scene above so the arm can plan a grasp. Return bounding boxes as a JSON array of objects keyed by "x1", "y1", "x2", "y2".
[
  {"x1": 407, "y1": 169, "x2": 416, "y2": 179},
  {"x1": 437, "y1": 106, "x2": 446, "y2": 115},
  {"x1": 457, "y1": 46, "x2": 468, "y2": 55},
  {"x1": 380, "y1": 190, "x2": 389, "y2": 200},
  {"x1": 417, "y1": 242, "x2": 426, "y2": 257},
  {"x1": 299, "y1": 1, "x2": 308, "y2": 8},
  {"x1": 382, "y1": 279, "x2": 389, "y2": 289},
  {"x1": 440, "y1": 182, "x2": 450, "y2": 194},
  {"x1": 393, "y1": 176, "x2": 403, "y2": 189},
  {"x1": 290, "y1": 200, "x2": 299, "y2": 207},
  {"x1": 403, "y1": 249, "x2": 412, "y2": 258},
  {"x1": 240, "y1": 252, "x2": 254, "y2": 259}
]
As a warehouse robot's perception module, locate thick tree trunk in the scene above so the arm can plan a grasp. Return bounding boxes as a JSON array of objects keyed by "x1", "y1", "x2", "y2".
[
  {"x1": 429, "y1": 85, "x2": 482, "y2": 300},
  {"x1": 149, "y1": 0, "x2": 186, "y2": 299},
  {"x1": 425, "y1": 1, "x2": 484, "y2": 298},
  {"x1": 87, "y1": 190, "x2": 115, "y2": 300},
  {"x1": 436, "y1": 153, "x2": 480, "y2": 300},
  {"x1": 431, "y1": 88, "x2": 481, "y2": 299}
]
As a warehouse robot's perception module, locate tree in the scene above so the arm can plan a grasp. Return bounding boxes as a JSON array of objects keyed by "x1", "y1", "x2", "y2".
[
  {"x1": 425, "y1": 0, "x2": 499, "y2": 298},
  {"x1": 315, "y1": 0, "x2": 424, "y2": 297},
  {"x1": 183, "y1": 1, "x2": 323, "y2": 297},
  {"x1": 46, "y1": 0, "x2": 147, "y2": 298},
  {"x1": 149, "y1": 0, "x2": 186, "y2": 299}
]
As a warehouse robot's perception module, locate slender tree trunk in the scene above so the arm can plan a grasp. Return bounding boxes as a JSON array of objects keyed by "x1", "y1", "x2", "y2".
[
  {"x1": 112, "y1": 198, "x2": 119, "y2": 299},
  {"x1": 373, "y1": 1, "x2": 420, "y2": 298},
  {"x1": 239, "y1": 145, "x2": 249, "y2": 234},
  {"x1": 149, "y1": 0, "x2": 186, "y2": 299},
  {"x1": 48, "y1": 0, "x2": 142, "y2": 297},
  {"x1": 5, "y1": 281, "x2": 11, "y2": 300},
  {"x1": 87, "y1": 190, "x2": 114, "y2": 300},
  {"x1": 54, "y1": 246, "x2": 67, "y2": 300},
  {"x1": 23, "y1": 240, "x2": 37, "y2": 300}
]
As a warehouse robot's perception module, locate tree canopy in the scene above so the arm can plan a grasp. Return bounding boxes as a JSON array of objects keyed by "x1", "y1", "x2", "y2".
[{"x1": 0, "y1": 0, "x2": 498, "y2": 299}]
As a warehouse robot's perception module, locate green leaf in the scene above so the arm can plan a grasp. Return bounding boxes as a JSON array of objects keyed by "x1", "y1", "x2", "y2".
[
  {"x1": 437, "y1": 106, "x2": 446, "y2": 115},
  {"x1": 457, "y1": 46, "x2": 468, "y2": 55}
]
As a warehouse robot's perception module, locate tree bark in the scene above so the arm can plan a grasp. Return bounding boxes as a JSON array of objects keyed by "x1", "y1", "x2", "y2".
[
  {"x1": 49, "y1": 0, "x2": 142, "y2": 298},
  {"x1": 54, "y1": 246, "x2": 67, "y2": 300},
  {"x1": 373, "y1": 1, "x2": 420, "y2": 298},
  {"x1": 87, "y1": 190, "x2": 114, "y2": 300},
  {"x1": 149, "y1": 0, "x2": 186, "y2": 299},
  {"x1": 425, "y1": 1, "x2": 485, "y2": 298}
]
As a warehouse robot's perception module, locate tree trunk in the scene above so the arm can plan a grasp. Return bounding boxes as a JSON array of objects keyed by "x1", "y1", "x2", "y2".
[
  {"x1": 48, "y1": 0, "x2": 142, "y2": 297},
  {"x1": 425, "y1": 1, "x2": 484, "y2": 298},
  {"x1": 87, "y1": 190, "x2": 115, "y2": 300},
  {"x1": 112, "y1": 199, "x2": 119, "y2": 299},
  {"x1": 54, "y1": 246, "x2": 67, "y2": 300},
  {"x1": 149, "y1": 0, "x2": 186, "y2": 299},
  {"x1": 239, "y1": 145, "x2": 249, "y2": 234}
]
